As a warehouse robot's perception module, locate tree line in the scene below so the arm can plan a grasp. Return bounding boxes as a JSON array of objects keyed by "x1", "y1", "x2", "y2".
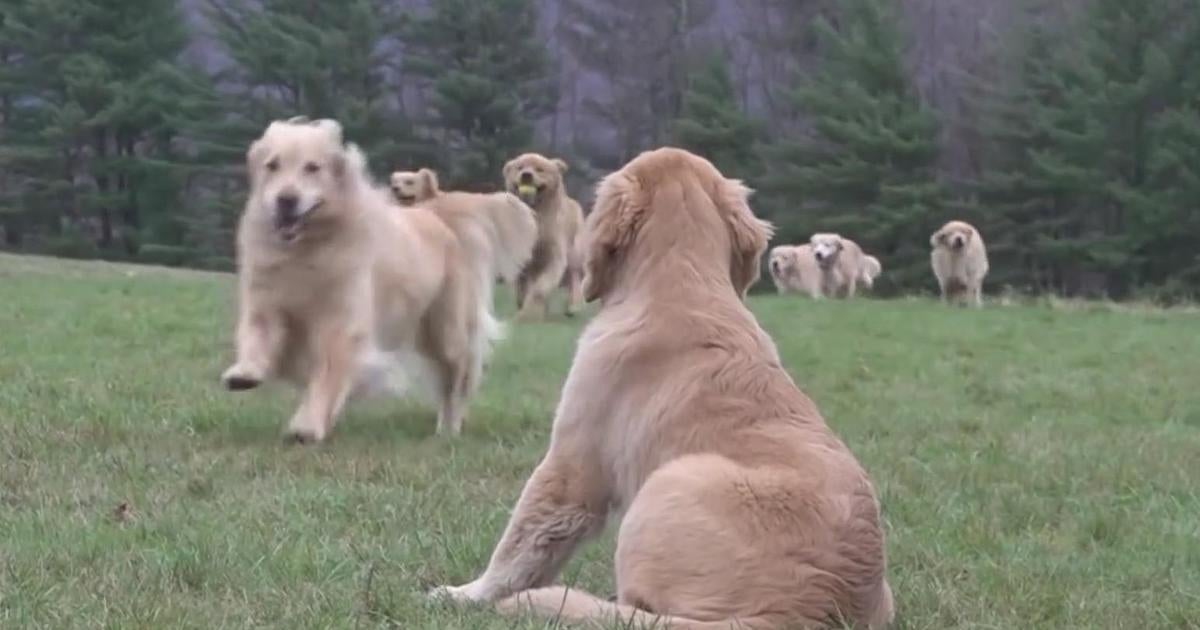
[{"x1": 0, "y1": 0, "x2": 1197, "y2": 300}]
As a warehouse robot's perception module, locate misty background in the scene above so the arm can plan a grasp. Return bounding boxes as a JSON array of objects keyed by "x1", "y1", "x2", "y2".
[{"x1": 1, "y1": 0, "x2": 1197, "y2": 299}]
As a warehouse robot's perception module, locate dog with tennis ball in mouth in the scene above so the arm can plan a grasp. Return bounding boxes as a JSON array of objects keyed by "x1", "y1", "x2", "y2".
[{"x1": 502, "y1": 153, "x2": 585, "y2": 321}]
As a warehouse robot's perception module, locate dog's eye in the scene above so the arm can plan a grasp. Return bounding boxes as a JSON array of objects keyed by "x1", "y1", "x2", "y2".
[
  {"x1": 265, "y1": 159, "x2": 280, "y2": 172},
  {"x1": 304, "y1": 162, "x2": 320, "y2": 174}
]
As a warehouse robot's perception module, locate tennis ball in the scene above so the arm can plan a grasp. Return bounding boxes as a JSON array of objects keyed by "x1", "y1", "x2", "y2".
[{"x1": 517, "y1": 184, "x2": 537, "y2": 197}]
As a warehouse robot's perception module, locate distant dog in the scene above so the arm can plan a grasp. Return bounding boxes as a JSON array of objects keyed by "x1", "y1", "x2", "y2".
[
  {"x1": 503, "y1": 153, "x2": 585, "y2": 320},
  {"x1": 930, "y1": 220, "x2": 988, "y2": 307},
  {"x1": 810, "y1": 233, "x2": 868, "y2": 298},
  {"x1": 769, "y1": 244, "x2": 821, "y2": 298},
  {"x1": 221, "y1": 117, "x2": 535, "y2": 441},
  {"x1": 388, "y1": 168, "x2": 438, "y2": 206},
  {"x1": 389, "y1": 167, "x2": 539, "y2": 286},
  {"x1": 432, "y1": 148, "x2": 894, "y2": 629}
]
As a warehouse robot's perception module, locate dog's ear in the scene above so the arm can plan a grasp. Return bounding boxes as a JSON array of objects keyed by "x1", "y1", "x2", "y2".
[
  {"x1": 718, "y1": 180, "x2": 773, "y2": 299},
  {"x1": 502, "y1": 158, "x2": 518, "y2": 184},
  {"x1": 583, "y1": 172, "x2": 644, "y2": 302},
  {"x1": 962, "y1": 226, "x2": 975, "y2": 243},
  {"x1": 552, "y1": 158, "x2": 569, "y2": 174},
  {"x1": 835, "y1": 236, "x2": 845, "y2": 252},
  {"x1": 310, "y1": 118, "x2": 344, "y2": 144},
  {"x1": 418, "y1": 168, "x2": 439, "y2": 195},
  {"x1": 333, "y1": 142, "x2": 367, "y2": 184},
  {"x1": 930, "y1": 229, "x2": 944, "y2": 248}
]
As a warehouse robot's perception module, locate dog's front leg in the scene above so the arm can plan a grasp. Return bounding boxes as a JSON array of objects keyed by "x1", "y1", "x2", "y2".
[
  {"x1": 222, "y1": 304, "x2": 284, "y2": 391},
  {"x1": 285, "y1": 327, "x2": 362, "y2": 443},
  {"x1": 431, "y1": 452, "x2": 608, "y2": 603}
]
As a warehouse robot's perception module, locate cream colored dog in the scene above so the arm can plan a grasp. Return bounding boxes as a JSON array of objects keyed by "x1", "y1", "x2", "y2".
[
  {"x1": 221, "y1": 117, "x2": 535, "y2": 441},
  {"x1": 930, "y1": 220, "x2": 988, "y2": 307},
  {"x1": 768, "y1": 244, "x2": 821, "y2": 297},
  {"x1": 433, "y1": 148, "x2": 894, "y2": 629},
  {"x1": 388, "y1": 168, "x2": 438, "y2": 206},
  {"x1": 810, "y1": 232, "x2": 868, "y2": 298},
  {"x1": 503, "y1": 153, "x2": 585, "y2": 320},
  {"x1": 389, "y1": 166, "x2": 540, "y2": 286}
]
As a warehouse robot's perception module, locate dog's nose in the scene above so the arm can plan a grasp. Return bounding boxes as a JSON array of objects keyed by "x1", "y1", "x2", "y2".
[
  {"x1": 814, "y1": 251, "x2": 824, "y2": 261},
  {"x1": 519, "y1": 171, "x2": 534, "y2": 185},
  {"x1": 276, "y1": 194, "x2": 299, "y2": 216}
]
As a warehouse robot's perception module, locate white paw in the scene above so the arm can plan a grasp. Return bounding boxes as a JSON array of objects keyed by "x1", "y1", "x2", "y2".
[
  {"x1": 428, "y1": 580, "x2": 487, "y2": 604},
  {"x1": 221, "y1": 363, "x2": 264, "y2": 391}
]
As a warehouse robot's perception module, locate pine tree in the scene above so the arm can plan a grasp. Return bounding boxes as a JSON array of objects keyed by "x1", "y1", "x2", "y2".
[
  {"x1": 0, "y1": 0, "x2": 210, "y2": 258},
  {"x1": 759, "y1": 0, "x2": 942, "y2": 293},
  {"x1": 670, "y1": 54, "x2": 762, "y2": 180},
  {"x1": 1133, "y1": 9, "x2": 1200, "y2": 298},
  {"x1": 974, "y1": 0, "x2": 1188, "y2": 297},
  {"x1": 401, "y1": 0, "x2": 555, "y2": 189}
]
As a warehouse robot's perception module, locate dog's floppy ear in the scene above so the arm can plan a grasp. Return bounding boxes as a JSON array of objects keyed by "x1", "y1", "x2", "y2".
[
  {"x1": 418, "y1": 168, "x2": 439, "y2": 195},
  {"x1": 583, "y1": 172, "x2": 644, "y2": 302},
  {"x1": 552, "y1": 158, "x2": 569, "y2": 174},
  {"x1": 930, "y1": 228, "x2": 944, "y2": 248},
  {"x1": 718, "y1": 179, "x2": 773, "y2": 299},
  {"x1": 502, "y1": 158, "x2": 519, "y2": 183}
]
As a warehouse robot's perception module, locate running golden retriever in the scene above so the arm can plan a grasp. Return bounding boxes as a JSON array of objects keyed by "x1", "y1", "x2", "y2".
[
  {"x1": 503, "y1": 153, "x2": 585, "y2": 320},
  {"x1": 930, "y1": 220, "x2": 988, "y2": 307},
  {"x1": 221, "y1": 117, "x2": 535, "y2": 441},
  {"x1": 432, "y1": 147, "x2": 894, "y2": 629}
]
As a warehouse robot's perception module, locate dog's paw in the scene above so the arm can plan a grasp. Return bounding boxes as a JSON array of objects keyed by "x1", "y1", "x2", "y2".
[
  {"x1": 428, "y1": 581, "x2": 487, "y2": 605},
  {"x1": 282, "y1": 428, "x2": 324, "y2": 445},
  {"x1": 221, "y1": 365, "x2": 263, "y2": 391}
]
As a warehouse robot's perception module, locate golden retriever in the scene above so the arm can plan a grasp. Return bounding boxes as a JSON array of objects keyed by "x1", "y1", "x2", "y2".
[
  {"x1": 768, "y1": 244, "x2": 821, "y2": 298},
  {"x1": 389, "y1": 166, "x2": 540, "y2": 285},
  {"x1": 432, "y1": 148, "x2": 894, "y2": 629},
  {"x1": 502, "y1": 153, "x2": 585, "y2": 320},
  {"x1": 810, "y1": 233, "x2": 868, "y2": 298},
  {"x1": 388, "y1": 168, "x2": 438, "y2": 206},
  {"x1": 930, "y1": 220, "x2": 988, "y2": 307},
  {"x1": 220, "y1": 117, "x2": 536, "y2": 441}
]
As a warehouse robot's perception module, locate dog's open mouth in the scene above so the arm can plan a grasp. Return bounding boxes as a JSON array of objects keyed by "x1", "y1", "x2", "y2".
[
  {"x1": 274, "y1": 202, "x2": 320, "y2": 243},
  {"x1": 393, "y1": 191, "x2": 416, "y2": 205},
  {"x1": 513, "y1": 184, "x2": 544, "y2": 204}
]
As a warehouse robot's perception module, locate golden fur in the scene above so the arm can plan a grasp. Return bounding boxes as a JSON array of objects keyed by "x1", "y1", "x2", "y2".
[
  {"x1": 388, "y1": 168, "x2": 439, "y2": 206},
  {"x1": 860, "y1": 255, "x2": 883, "y2": 290},
  {"x1": 389, "y1": 167, "x2": 540, "y2": 284},
  {"x1": 433, "y1": 148, "x2": 894, "y2": 629},
  {"x1": 221, "y1": 117, "x2": 536, "y2": 441},
  {"x1": 810, "y1": 233, "x2": 868, "y2": 299},
  {"x1": 769, "y1": 244, "x2": 821, "y2": 298},
  {"x1": 503, "y1": 153, "x2": 585, "y2": 320},
  {"x1": 930, "y1": 220, "x2": 988, "y2": 307}
]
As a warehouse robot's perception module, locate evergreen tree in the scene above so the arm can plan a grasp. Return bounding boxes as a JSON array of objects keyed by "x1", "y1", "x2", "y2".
[
  {"x1": 974, "y1": 0, "x2": 1188, "y2": 297},
  {"x1": 0, "y1": 0, "x2": 210, "y2": 258},
  {"x1": 759, "y1": 0, "x2": 942, "y2": 293},
  {"x1": 670, "y1": 54, "x2": 762, "y2": 180},
  {"x1": 401, "y1": 0, "x2": 555, "y2": 189}
]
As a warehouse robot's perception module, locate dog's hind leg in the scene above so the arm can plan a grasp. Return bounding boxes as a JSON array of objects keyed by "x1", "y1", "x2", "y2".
[
  {"x1": 285, "y1": 327, "x2": 361, "y2": 443},
  {"x1": 222, "y1": 306, "x2": 284, "y2": 391}
]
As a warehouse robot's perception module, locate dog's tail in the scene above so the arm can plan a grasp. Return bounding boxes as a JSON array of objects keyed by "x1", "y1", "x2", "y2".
[
  {"x1": 477, "y1": 192, "x2": 540, "y2": 285},
  {"x1": 496, "y1": 587, "x2": 779, "y2": 630},
  {"x1": 860, "y1": 255, "x2": 882, "y2": 289}
]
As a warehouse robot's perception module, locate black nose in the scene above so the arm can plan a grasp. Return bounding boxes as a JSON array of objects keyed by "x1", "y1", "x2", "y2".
[
  {"x1": 276, "y1": 194, "x2": 299, "y2": 216},
  {"x1": 519, "y1": 172, "x2": 533, "y2": 184},
  {"x1": 814, "y1": 251, "x2": 824, "y2": 261}
]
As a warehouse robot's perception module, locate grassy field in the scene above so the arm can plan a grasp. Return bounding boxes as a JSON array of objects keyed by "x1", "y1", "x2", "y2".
[{"x1": 1, "y1": 252, "x2": 1198, "y2": 629}]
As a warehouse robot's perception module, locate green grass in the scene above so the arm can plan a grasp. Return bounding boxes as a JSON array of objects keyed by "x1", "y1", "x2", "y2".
[{"x1": 1, "y1": 252, "x2": 1198, "y2": 629}]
